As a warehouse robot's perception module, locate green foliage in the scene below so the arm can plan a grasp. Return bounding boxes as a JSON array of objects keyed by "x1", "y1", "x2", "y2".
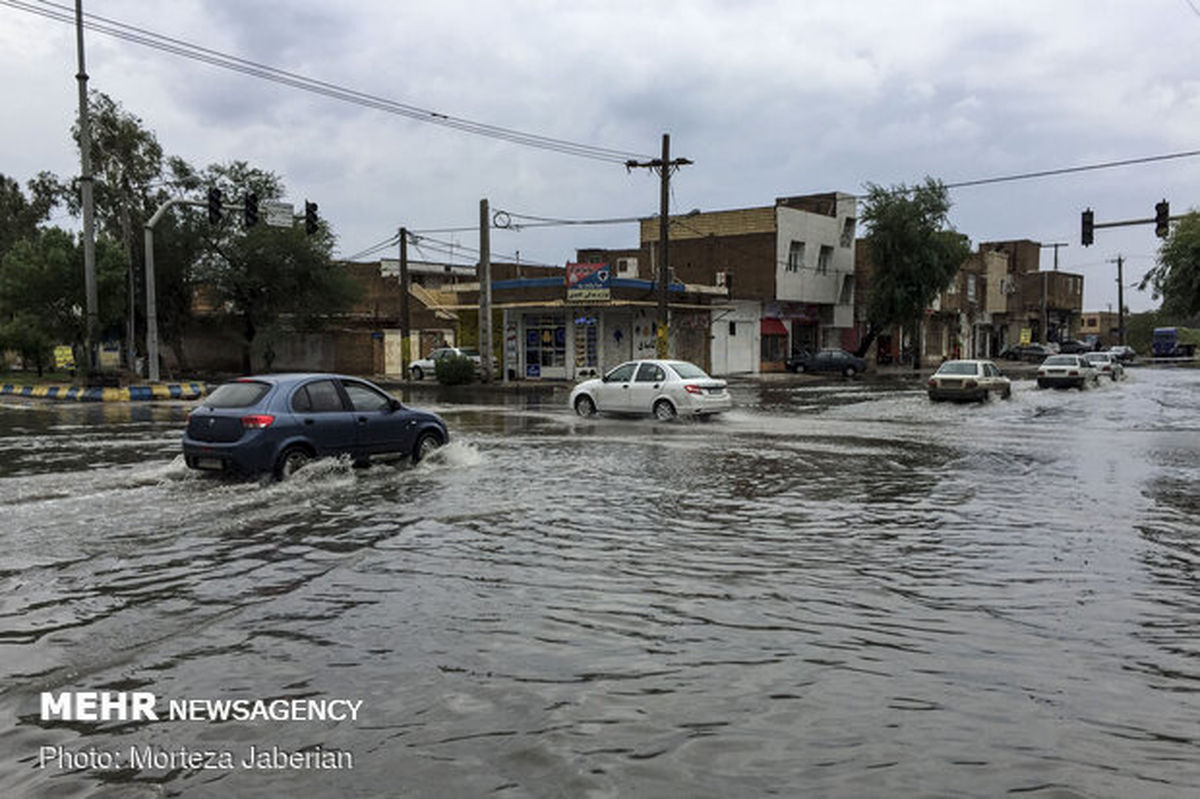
[
  {"x1": 435, "y1": 355, "x2": 476, "y2": 385},
  {"x1": 0, "y1": 312, "x2": 56, "y2": 375},
  {"x1": 860, "y1": 178, "x2": 971, "y2": 329},
  {"x1": 1141, "y1": 210, "x2": 1200, "y2": 317},
  {"x1": 0, "y1": 173, "x2": 56, "y2": 257}
]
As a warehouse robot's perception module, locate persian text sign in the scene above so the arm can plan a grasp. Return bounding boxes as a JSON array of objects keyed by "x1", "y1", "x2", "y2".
[{"x1": 566, "y1": 262, "x2": 610, "y2": 302}]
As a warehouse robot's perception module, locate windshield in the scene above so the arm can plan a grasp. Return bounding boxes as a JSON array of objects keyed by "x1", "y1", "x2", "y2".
[
  {"x1": 936, "y1": 362, "x2": 979, "y2": 376},
  {"x1": 668, "y1": 362, "x2": 709, "y2": 379},
  {"x1": 458, "y1": 348, "x2": 481, "y2": 357},
  {"x1": 205, "y1": 380, "x2": 271, "y2": 408}
]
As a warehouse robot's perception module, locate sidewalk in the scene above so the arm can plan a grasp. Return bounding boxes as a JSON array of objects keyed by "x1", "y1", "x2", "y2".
[{"x1": 0, "y1": 381, "x2": 206, "y2": 402}]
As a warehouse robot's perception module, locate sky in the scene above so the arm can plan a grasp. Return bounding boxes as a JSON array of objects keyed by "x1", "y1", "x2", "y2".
[{"x1": 2, "y1": 0, "x2": 1199, "y2": 314}]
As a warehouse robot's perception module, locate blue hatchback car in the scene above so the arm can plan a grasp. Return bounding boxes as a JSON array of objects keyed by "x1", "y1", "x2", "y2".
[{"x1": 182, "y1": 373, "x2": 448, "y2": 479}]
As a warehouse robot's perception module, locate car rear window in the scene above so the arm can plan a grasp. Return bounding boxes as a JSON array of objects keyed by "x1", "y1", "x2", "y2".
[
  {"x1": 204, "y1": 380, "x2": 271, "y2": 408},
  {"x1": 937, "y1": 362, "x2": 978, "y2": 375},
  {"x1": 1044, "y1": 355, "x2": 1076, "y2": 365},
  {"x1": 667, "y1": 362, "x2": 709, "y2": 379}
]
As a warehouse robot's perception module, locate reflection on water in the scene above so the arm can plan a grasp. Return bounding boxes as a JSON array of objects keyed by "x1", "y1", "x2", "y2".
[{"x1": 0, "y1": 370, "x2": 1198, "y2": 797}]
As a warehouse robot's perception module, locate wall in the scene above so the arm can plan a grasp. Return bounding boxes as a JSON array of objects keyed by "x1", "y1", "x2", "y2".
[{"x1": 774, "y1": 194, "x2": 857, "y2": 306}]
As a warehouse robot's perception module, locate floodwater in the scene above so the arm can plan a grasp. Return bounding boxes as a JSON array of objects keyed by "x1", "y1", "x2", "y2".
[{"x1": 0, "y1": 367, "x2": 1197, "y2": 798}]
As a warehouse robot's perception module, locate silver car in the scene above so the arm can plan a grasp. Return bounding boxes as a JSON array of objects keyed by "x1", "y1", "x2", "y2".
[
  {"x1": 1083, "y1": 351, "x2": 1125, "y2": 381},
  {"x1": 1036, "y1": 354, "x2": 1099, "y2": 389},
  {"x1": 569, "y1": 360, "x2": 732, "y2": 420},
  {"x1": 927, "y1": 359, "x2": 1012, "y2": 402}
]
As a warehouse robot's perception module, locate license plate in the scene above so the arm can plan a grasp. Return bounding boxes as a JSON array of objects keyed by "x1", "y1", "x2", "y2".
[{"x1": 196, "y1": 457, "x2": 224, "y2": 471}]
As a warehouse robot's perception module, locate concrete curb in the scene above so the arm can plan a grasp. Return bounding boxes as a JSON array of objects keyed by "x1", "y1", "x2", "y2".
[{"x1": 0, "y1": 382, "x2": 206, "y2": 402}]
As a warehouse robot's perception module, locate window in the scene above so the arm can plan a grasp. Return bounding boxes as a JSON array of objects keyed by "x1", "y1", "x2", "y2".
[
  {"x1": 206, "y1": 380, "x2": 270, "y2": 408},
  {"x1": 605, "y1": 362, "x2": 636, "y2": 382},
  {"x1": 1086, "y1": 317, "x2": 1098, "y2": 327},
  {"x1": 524, "y1": 314, "x2": 566, "y2": 369},
  {"x1": 839, "y1": 274, "x2": 854, "y2": 305},
  {"x1": 292, "y1": 380, "x2": 345, "y2": 413},
  {"x1": 342, "y1": 381, "x2": 392, "y2": 412},
  {"x1": 841, "y1": 217, "x2": 856, "y2": 248},
  {"x1": 946, "y1": 279, "x2": 957, "y2": 295},
  {"x1": 787, "y1": 241, "x2": 805, "y2": 272},
  {"x1": 615, "y1": 257, "x2": 637, "y2": 277},
  {"x1": 635, "y1": 363, "x2": 666, "y2": 382},
  {"x1": 967, "y1": 274, "x2": 977, "y2": 302},
  {"x1": 817, "y1": 245, "x2": 833, "y2": 274},
  {"x1": 729, "y1": 321, "x2": 737, "y2": 336}
]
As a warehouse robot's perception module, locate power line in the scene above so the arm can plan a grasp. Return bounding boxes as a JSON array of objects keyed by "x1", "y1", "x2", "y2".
[
  {"x1": 942, "y1": 150, "x2": 1200, "y2": 191},
  {"x1": 3, "y1": 0, "x2": 653, "y2": 164}
]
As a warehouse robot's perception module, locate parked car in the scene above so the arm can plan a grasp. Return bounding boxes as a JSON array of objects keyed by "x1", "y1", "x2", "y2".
[
  {"x1": 1083, "y1": 351, "x2": 1124, "y2": 380},
  {"x1": 1057, "y1": 339, "x2": 1095, "y2": 354},
  {"x1": 569, "y1": 360, "x2": 731, "y2": 421},
  {"x1": 1000, "y1": 343, "x2": 1053, "y2": 362},
  {"x1": 787, "y1": 349, "x2": 867, "y2": 376},
  {"x1": 409, "y1": 347, "x2": 498, "y2": 380},
  {"x1": 182, "y1": 373, "x2": 448, "y2": 478},
  {"x1": 1108, "y1": 345, "x2": 1137, "y2": 363},
  {"x1": 1036, "y1": 355, "x2": 1099, "y2": 389},
  {"x1": 927, "y1": 359, "x2": 1012, "y2": 402}
]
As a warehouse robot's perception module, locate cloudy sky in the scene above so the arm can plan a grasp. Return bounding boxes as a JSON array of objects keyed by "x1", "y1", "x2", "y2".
[{"x1": 2, "y1": 0, "x2": 1199, "y2": 313}]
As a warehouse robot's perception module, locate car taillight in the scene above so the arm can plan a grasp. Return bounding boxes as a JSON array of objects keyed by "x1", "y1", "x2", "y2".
[
  {"x1": 1068, "y1": 370, "x2": 1079, "y2": 376},
  {"x1": 927, "y1": 378, "x2": 937, "y2": 387},
  {"x1": 964, "y1": 379, "x2": 978, "y2": 388},
  {"x1": 1037, "y1": 369, "x2": 1045, "y2": 376},
  {"x1": 684, "y1": 384, "x2": 703, "y2": 395},
  {"x1": 241, "y1": 414, "x2": 275, "y2": 429}
]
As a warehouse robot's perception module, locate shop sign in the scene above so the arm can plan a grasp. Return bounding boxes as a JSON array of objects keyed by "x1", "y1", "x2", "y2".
[{"x1": 566, "y1": 262, "x2": 611, "y2": 303}]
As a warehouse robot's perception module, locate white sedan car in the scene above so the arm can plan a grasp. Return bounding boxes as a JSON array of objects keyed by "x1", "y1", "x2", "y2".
[
  {"x1": 927, "y1": 359, "x2": 1012, "y2": 402},
  {"x1": 1036, "y1": 354, "x2": 1099, "y2": 389},
  {"x1": 1083, "y1": 351, "x2": 1125, "y2": 380},
  {"x1": 409, "y1": 347, "x2": 498, "y2": 380},
  {"x1": 569, "y1": 360, "x2": 732, "y2": 420}
]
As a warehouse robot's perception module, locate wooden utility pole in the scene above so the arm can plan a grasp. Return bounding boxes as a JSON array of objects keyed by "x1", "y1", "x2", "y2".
[
  {"x1": 626, "y1": 134, "x2": 691, "y2": 358},
  {"x1": 479, "y1": 199, "x2": 493, "y2": 382},
  {"x1": 399, "y1": 227, "x2": 411, "y2": 376}
]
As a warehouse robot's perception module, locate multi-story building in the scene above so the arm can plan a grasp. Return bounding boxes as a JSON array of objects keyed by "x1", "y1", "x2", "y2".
[
  {"x1": 582, "y1": 192, "x2": 858, "y2": 374},
  {"x1": 980, "y1": 240, "x2": 1084, "y2": 347}
]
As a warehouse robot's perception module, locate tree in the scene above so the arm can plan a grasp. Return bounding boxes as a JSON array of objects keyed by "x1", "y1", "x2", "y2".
[
  {"x1": 1141, "y1": 210, "x2": 1200, "y2": 318},
  {"x1": 0, "y1": 172, "x2": 58, "y2": 257},
  {"x1": 857, "y1": 178, "x2": 971, "y2": 368},
  {"x1": 191, "y1": 162, "x2": 358, "y2": 372},
  {"x1": 0, "y1": 228, "x2": 127, "y2": 372}
]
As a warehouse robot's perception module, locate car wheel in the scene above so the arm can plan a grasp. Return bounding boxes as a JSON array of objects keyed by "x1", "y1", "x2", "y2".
[
  {"x1": 794, "y1": 363, "x2": 806, "y2": 373},
  {"x1": 410, "y1": 366, "x2": 423, "y2": 381},
  {"x1": 1002, "y1": 387, "x2": 1012, "y2": 399},
  {"x1": 653, "y1": 399, "x2": 677, "y2": 422},
  {"x1": 574, "y1": 395, "x2": 596, "y2": 417},
  {"x1": 843, "y1": 366, "x2": 857, "y2": 377},
  {"x1": 275, "y1": 445, "x2": 312, "y2": 480},
  {"x1": 412, "y1": 431, "x2": 443, "y2": 464}
]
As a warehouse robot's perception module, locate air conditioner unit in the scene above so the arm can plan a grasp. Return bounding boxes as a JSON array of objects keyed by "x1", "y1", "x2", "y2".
[{"x1": 715, "y1": 271, "x2": 727, "y2": 287}]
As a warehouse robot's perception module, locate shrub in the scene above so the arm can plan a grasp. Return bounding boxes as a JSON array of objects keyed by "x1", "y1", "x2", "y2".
[{"x1": 435, "y1": 354, "x2": 475, "y2": 385}]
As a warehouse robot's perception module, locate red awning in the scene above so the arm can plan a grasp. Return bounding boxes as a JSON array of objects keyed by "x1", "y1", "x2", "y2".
[{"x1": 761, "y1": 318, "x2": 789, "y2": 337}]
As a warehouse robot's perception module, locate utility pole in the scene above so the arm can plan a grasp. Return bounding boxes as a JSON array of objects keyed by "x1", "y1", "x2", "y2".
[
  {"x1": 1041, "y1": 242, "x2": 1067, "y2": 271},
  {"x1": 479, "y1": 199, "x2": 492, "y2": 383},
  {"x1": 399, "y1": 227, "x2": 411, "y2": 377},
  {"x1": 75, "y1": 0, "x2": 100, "y2": 373},
  {"x1": 1108, "y1": 255, "x2": 1125, "y2": 346},
  {"x1": 626, "y1": 134, "x2": 692, "y2": 358}
]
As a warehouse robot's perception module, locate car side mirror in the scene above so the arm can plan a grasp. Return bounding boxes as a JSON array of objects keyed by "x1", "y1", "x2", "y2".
[{"x1": 389, "y1": 398, "x2": 403, "y2": 412}]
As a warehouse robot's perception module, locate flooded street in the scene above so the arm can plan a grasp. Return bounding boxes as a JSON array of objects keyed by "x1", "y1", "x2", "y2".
[{"x1": 1, "y1": 368, "x2": 1197, "y2": 798}]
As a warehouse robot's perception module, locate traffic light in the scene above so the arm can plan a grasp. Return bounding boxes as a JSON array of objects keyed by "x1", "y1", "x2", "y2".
[
  {"x1": 1081, "y1": 208, "x2": 1094, "y2": 247},
  {"x1": 1155, "y1": 199, "x2": 1169, "y2": 238},
  {"x1": 244, "y1": 192, "x2": 259, "y2": 228},
  {"x1": 206, "y1": 187, "x2": 222, "y2": 225},
  {"x1": 305, "y1": 201, "x2": 319, "y2": 235}
]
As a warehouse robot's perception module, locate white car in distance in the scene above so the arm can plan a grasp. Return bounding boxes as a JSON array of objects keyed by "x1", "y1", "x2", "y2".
[{"x1": 569, "y1": 360, "x2": 732, "y2": 421}]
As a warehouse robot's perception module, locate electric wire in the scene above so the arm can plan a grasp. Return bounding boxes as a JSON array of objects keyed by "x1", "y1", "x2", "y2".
[{"x1": 4, "y1": 0, "x2": 654, "y2": 164}]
